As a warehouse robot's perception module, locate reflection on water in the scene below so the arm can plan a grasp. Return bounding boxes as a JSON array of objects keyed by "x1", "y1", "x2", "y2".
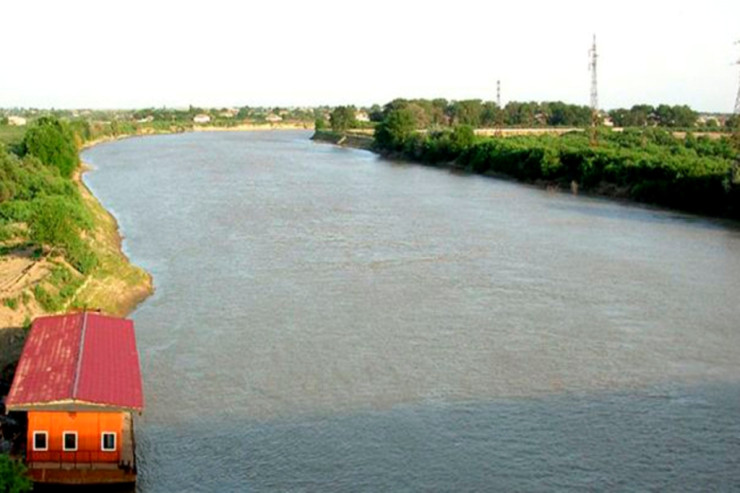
[{"x1": 82, "y1": 131, "x2": 740, "y2": 491}]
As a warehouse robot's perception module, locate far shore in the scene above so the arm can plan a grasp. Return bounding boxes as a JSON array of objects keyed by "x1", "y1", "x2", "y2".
[{"x1": 192, "y1": 122, "x2": 312, "y2": 132}]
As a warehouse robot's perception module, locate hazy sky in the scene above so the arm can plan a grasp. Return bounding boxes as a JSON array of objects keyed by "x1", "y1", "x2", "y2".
[{"x1": 3, "y1": 0, "x2": 740, "y2": 112}]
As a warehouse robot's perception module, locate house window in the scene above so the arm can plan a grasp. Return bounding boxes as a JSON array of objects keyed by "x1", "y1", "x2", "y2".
[
  {"x1": 33, "y1": 431, "x2": 48, "y2": 451},
  {"x1": 101, "y1": 432, "x2": 116, "y2": 452},
  {"x1": 63, "y1": 431, "x2": 78, "y2": 451}
]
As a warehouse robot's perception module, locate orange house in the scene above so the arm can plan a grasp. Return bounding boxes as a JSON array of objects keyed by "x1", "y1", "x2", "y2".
[{"x1": 5, "y1": 312, "x2": 144, "y2": 484}]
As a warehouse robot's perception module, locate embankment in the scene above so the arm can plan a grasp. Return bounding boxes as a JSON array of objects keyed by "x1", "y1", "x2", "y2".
[
  {"x1": 311, "y1": 130, "x2": 374, "y2": 150},
  {"x1": 0, "y1": 144, "x2": 153, "y2": 370}
]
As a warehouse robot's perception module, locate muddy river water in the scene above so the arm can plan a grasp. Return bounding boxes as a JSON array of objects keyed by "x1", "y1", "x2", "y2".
[{"x1": 82, "y1": 131, "x2": 740, "y2": 491}]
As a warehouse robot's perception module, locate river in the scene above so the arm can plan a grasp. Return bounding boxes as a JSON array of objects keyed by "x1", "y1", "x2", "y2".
[{"x1": 81, "y1": 131, "x2": 740, "y2": 491}]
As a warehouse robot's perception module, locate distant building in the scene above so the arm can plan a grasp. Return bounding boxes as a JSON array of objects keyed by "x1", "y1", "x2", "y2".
[
  {"x1": 355, "y1": 111, "x2": 370, "y2": 122},
  {"x1": 193, "y1": 114, "x2": 211, "y2": 124},
  {"x1": 137, "y1": 116, "x2": 154, "y2": 124},
  {"x1": 265, "y1": 114, "x2": 283, "y2": 123},
  {"x1": 697, "y1": 114, "x2": 722, "y2": 127},
  {"x1": 7, "y1": 116, "x2": 27, "y2": 126},
  {"x1": 219, "y1": 109, "x2": 238, "y2": 118}
]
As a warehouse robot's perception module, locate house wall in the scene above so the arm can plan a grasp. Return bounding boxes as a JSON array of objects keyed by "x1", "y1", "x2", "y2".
[{"x1": 28, "y1": 411, "x2": 123, "y2": 464}]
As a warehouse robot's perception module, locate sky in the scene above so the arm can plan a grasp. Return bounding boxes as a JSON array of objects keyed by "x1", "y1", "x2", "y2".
[{"x1": 3, "y1": 0, "x2": 740, "y2": 112}]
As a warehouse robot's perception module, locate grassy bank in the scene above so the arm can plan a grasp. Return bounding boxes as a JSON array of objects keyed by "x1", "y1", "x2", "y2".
[
  {"x1": 311, "y1": 130, "x2": 374, "y2": 150},
  {"x1": 0, "y1": 122, "x2": 153, "y2": 369}
]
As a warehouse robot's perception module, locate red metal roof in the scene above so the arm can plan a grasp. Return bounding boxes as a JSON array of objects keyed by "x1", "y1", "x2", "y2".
[{"x1": 5, "y1": 313, "x2": 144, "y2": 411}]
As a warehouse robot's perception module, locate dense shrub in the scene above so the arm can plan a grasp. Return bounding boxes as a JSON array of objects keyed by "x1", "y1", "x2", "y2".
[
  {"x1": 0, "y1": 454, "x2": 32, "y2": 493},
  {"x1": 22, "y1": 116, "x2": 79, "y2": 177}
]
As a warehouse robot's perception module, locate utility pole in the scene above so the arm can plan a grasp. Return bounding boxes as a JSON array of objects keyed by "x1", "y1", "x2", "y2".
[
  {"x1": 497, "y1": 80, "x2": 501, "y2": 108},
  {"x1": 588, "y1": 34, "x2": 599, "y2": 145}
]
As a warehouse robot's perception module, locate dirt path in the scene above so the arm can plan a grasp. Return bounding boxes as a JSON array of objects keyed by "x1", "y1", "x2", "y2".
[{"x1": 0, "y1": 249, "x2": 49, "y2": 328}]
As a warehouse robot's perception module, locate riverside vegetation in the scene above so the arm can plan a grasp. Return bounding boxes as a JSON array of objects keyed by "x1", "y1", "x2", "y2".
[
  {"x1": 0, "y1": 116, "x2": 158, "y2": 490},
  {"x1": 318, "y1": 99, "x2": 740, "y2": 218},
  {"x1": 0, "y1": 117, "x2": 152, "y2": 364}
]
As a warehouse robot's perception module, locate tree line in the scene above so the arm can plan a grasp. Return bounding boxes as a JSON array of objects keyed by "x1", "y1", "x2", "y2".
[{"x1": 324, "y1": 99, "x2": 728, "y2": 133}]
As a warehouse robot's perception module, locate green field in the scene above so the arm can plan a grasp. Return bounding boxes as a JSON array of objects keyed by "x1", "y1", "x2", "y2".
[{"x1": 0, "y1": 125, "x2": 26, "y2": 147}]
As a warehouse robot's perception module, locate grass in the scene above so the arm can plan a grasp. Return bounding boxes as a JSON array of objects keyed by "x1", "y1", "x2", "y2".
[
  {"x1": 69, "y1": 174, "x2": 152, "y2": 315},
  {"x1": 0, "y1": 125, "x2": 26, "y2": 147}
]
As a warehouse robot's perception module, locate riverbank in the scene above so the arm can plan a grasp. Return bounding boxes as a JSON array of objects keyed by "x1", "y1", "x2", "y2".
[
  {"x1": 311, "y1": 130, "x2": 374, "y2": 150},
  {"x1": 0, "y1": 140, "x2": 153, "y2": 370}
]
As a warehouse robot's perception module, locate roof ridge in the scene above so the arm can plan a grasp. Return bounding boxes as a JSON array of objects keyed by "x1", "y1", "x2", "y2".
[{"x1": 71, "y1": 311, "x2": 89, "y2": 400}]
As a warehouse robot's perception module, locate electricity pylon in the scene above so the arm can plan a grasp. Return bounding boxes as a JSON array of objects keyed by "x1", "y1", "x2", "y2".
[
  {"x1": 588, "y1": 34, "x2": 599, "y2": 145},
  {"x1": 734, "y1": 41, "x2": 740, "y2": 114},
  {"x1": 495, "y1": 80, "x2": 503, "y2": 137}
]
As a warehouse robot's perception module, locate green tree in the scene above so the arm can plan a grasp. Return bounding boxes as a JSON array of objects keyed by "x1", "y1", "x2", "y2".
[
  {"x1": 29, "y1": 195, "x2": 90, "y2": 248},
  {"x1": 330, "y1": 106, "x2": 357, "y2": 133},
  {"x1": 368, "y1": 104, "x2": 384, "y2": 122},
  {"x1": 314, "y1": 117, "x2": 328, "y2": 131},
  {"x1": 547, "y1": 102, "x2": 592, "y2": 126},
  {"x1": 450, "y1": 100, "x2": 483, "y2": 127},
  {"x1": 670, "y1": 105, "x2": 698, "y2": 128},
  {"x1": 480, "y1": 102, "x2": 502, "y2": 127},
  {"x1": 22, "y1": 116, "x2": 78, "y2": 177},
  {"x1": 628, "y1": 104, "x2": 655, "y2": 126},
  {"x1": 430, "y1": 98, "x2": 450, "y2": 125},
  {"x1": 505, "y1": 101, "x2": 539, "y2": 127},
  {"x1": 374, "y1": 107, "x2": 418, "y2": 151},
  {"x1": 608, "y1": 108, "x2": 630, "y2": 127},
  {"x1": 30, "y1": 196, "x2": 80, "y2": 251},
  {"x1": 449, "y1": 125, "x2": 475, "y2": 154},
  {"x1": 0, "y1": 454, "x2": 33, "y2": 493}
]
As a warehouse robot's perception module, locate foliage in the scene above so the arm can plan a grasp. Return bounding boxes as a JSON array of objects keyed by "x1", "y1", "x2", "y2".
[
  {"x1": 0, "y1": 453, "x2": 33, "y2": 493},
  {"x1": 330, "y1": 106, "x2": 357, "y2": 133},
  {"x1": 376, "y1": 98, "x2": 600, "y2": 129},
  {"x1": 608, "y1": 104, "x2": 697, "y2": 128},
  {"x1": 0, "y1": 139, "x2": 98, "y2": 276},
  {"x1": 22, "y1": 116, "x2": 78, "y2": 177},
  {"x1": 374, "y1": 107, "x2": 418, "y2": 151},
  {"x1": 373, "y1": 111, "x2": 739, "y2": 217},
  {"x1": 34, "y1": 284, "x2": 61, "y2": 312},
  {"x1": 450, "y1": 100, "x2": 483, "y2": 127},
  {"x1": 28, "y1": 196, "x2": 96, "y2": 273},
  {"x1": 314, "y1": 117, "x2": 327, "y2": 131},
  {"x1": 0, "y1": 126, "x2": 27, "y2": 152}
]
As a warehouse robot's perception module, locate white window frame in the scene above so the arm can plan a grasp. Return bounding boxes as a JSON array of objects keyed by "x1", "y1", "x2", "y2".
[
  {"x1": 32, "y1": 431, "x2": 48, "y2": 451},
  {"x1": 62, "y1": 431, "x2": 78, "y2": 452},
  {"x1": 101, "y1": 431, "x2": 117, "y2": 452}
]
